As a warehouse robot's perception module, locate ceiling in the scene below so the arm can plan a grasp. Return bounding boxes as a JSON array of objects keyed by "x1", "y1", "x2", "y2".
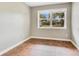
[{"x1": 25, "y1": 2, "x2": 67, "y2": 7}]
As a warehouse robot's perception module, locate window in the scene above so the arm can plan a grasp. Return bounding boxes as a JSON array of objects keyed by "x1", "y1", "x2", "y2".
[{"x1": 38, "y1": 8, "x2": 67, "y2": 29}]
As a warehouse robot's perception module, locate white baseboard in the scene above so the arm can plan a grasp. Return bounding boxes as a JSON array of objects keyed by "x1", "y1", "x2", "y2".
[
  {"x1": 30, "y1": 36, "x2": 71, "y2": 41},
  {"x1": 0, "y1": 37, "x2": 31, "y2": 56},
  {"x1": 70, "y1": 40, "x2": 79, "y2": 50},
  {"x1": 0, "y1": 36, "x2": 79, "y2": 55}
]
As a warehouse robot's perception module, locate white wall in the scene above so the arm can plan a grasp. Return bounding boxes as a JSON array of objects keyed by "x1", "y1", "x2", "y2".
[
  {"x1": 31, "y1": 3, "x2": 72, "y2": 40},
  {"x1": 72, "y1": 2, "x2": 79, "y2": 46},
  {"x1": 0, "y1": 3, "x2": 30, "y2": 52}
]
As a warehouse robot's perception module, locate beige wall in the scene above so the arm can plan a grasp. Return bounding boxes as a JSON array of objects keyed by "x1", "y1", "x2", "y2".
[
  {"x1": 0, "y1": 2, "x2": 30, "y2": 52},
  {"x1": 31, "y1": 3, "x2": 72, "y2": 40},
  {"x1": 0, "y1": 2, "x2": 28, "y2": 13},
  {"x1": 72, "y1": 2, "x2": 79, "y2": 46}
]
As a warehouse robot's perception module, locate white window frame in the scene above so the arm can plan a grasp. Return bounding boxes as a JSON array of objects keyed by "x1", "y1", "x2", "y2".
[{"x1": 37, "y1": 8, "x2": 67, "y2": 29}]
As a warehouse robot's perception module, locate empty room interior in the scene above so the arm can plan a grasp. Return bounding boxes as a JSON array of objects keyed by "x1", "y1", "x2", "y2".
[{"x1": 0, "y1": 2, "x2": 79, "y2": 56}]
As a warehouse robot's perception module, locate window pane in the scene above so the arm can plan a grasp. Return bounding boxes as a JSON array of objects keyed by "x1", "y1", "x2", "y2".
[
  {"x1": 52, "y1": 12, "x2": 64, "y2": 27},
  {"x1": 39, "y1": 11, "x2": 50, "y2": 27}
]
